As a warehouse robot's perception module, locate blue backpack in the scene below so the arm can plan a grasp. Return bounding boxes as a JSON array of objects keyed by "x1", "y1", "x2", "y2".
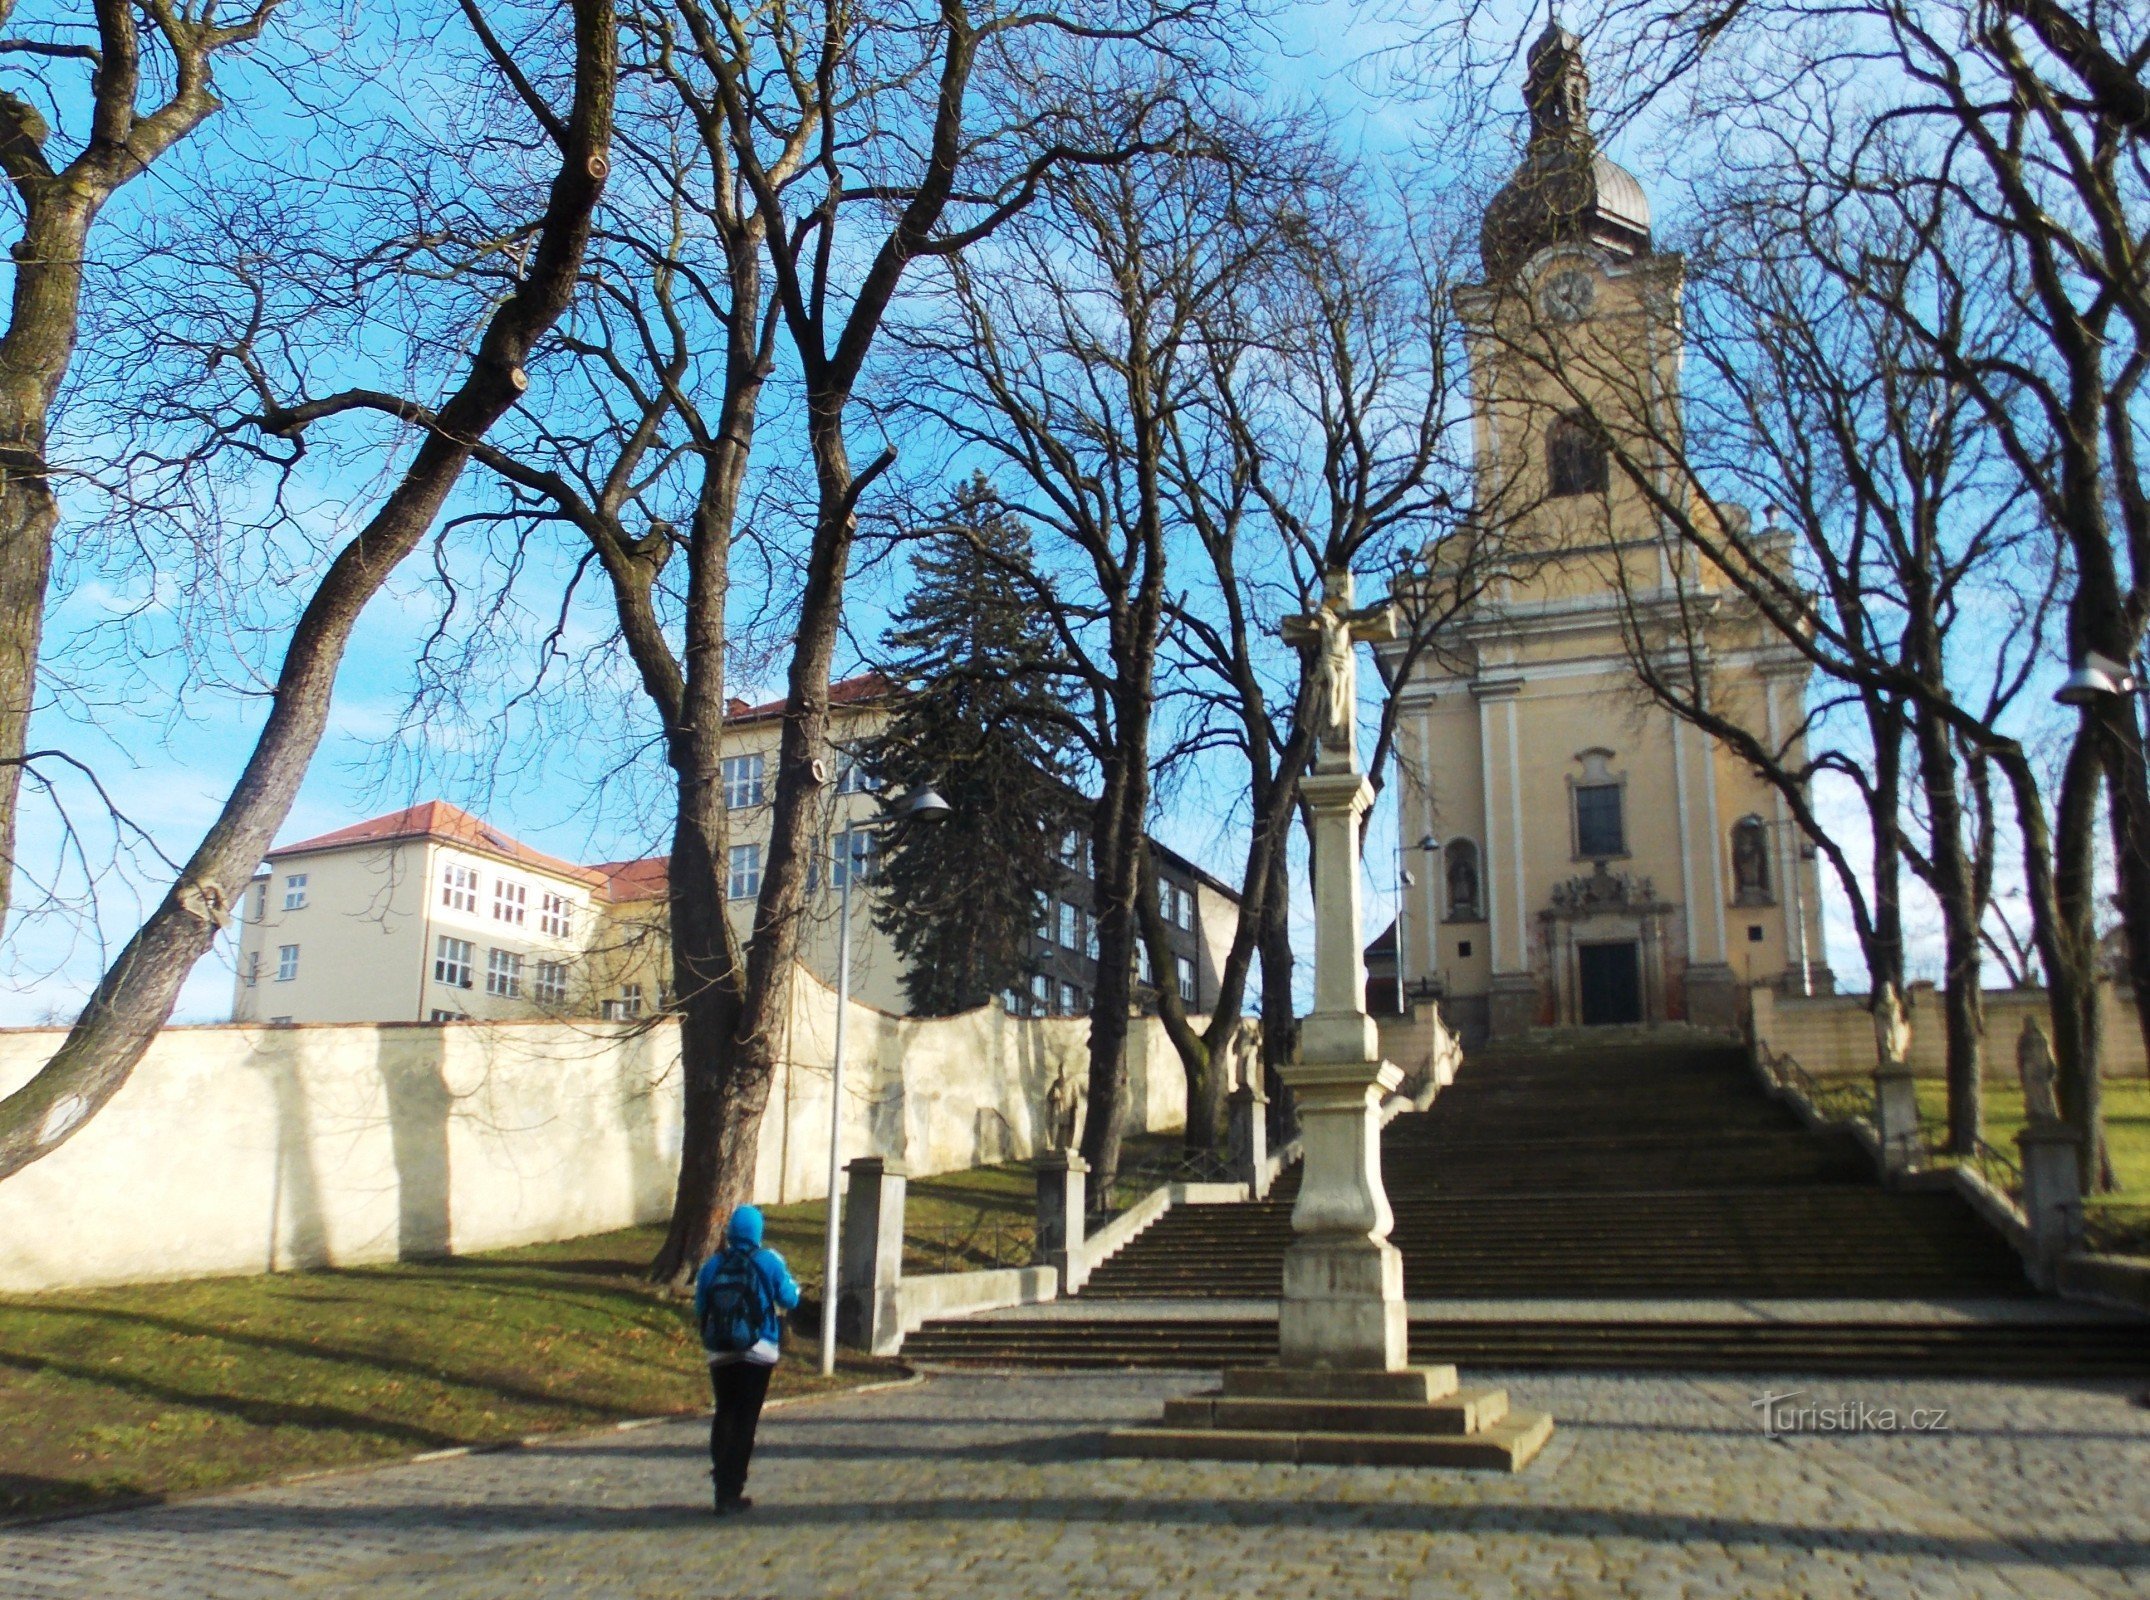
[{"x1": 700, "y1": 1247, "x2": 771, "y2": 1352}]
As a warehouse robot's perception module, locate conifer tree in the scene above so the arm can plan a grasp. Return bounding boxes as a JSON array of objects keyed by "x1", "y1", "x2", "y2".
[{"x1": 866, "y1": 476, "x2": 1083, "y2": 1015}]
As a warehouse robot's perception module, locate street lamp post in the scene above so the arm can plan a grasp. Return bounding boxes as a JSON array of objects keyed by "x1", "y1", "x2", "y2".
[
  {"x1": 1393, "y1": 831, "x2": 1440, "y2": 1009},
  {"x1": 822, "y1": 783, "x2": 952, "y2": 1377}
]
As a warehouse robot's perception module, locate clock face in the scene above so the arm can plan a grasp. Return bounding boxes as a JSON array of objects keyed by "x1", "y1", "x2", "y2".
[{"x1": 1542, "y1": 269, "x2": 1596, "y2": 324}]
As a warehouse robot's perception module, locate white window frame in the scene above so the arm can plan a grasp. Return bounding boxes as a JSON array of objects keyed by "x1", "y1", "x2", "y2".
[
  {"x1": 282, "y1": 873, "x2": 309, "y2": 910},
  {"x1": 1175, "y1": 954, "x2": 1196, "y2": 1004},
  {"x1": 486, "y1": 947, "x2": 524, "y2": 998},
  {"x1": 435, "y1": 935, "x2": 475, "y2": 989},
  {"x1": 728, "y1": 842, "x2": 762, "y2": 899},
  {"x1": 493, "y1": 878, "x2": 528, "y2": 926},
  {"x1": 539, "y1": 891, "x2": 573, "y2": 940},
  {"x1": 1058, "y1": 980, "x2": 1079, "y2": 1016},
  {"x1": 244, "y1": 950, "x2": 260, "y2": 988},
  {"x1": 440, "y1": 862, "x2": 479, "y2": 913},
  {"x1": 1031, "y1": 972, "x2": 1051, "y2": 1009},
  {"x1": 534, "y1": 958, "x2": 569, "y2": 1006},
  {"x1": 1059, "y1": 901, "x2": 1080, "y2": 950},
  {"x1": 830, "y1": 827, "x2": 875, "y2": 889},
  {"x1": 275, "y1": 944, "x2": 300, "y2": 982},
  {"x1": 721, "y1": 752, "x2": 766, "y2": 809}
]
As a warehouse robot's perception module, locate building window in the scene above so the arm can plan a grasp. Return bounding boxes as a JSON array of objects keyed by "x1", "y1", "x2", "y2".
[
  {"x1": 1548, "y1": 410, "x2": 1608, "y2": 498},
  {"x1": 831, "y1": 828, "x2": 875, "y2": 889},
  {"x1": 534, "y1": 959, "x2": 569, "y2": 1005},
  {"x1": 1574, "y1": 782, "x2": 1626, "y2": 858},
  {"x1": 728, "y1": 842, "x2": 762, "y2": 899},
  {"x1": 254, "y1": 881, "x2": 269, "y2": 920},
  {"x1": 1158, "y1": 879, "x2": 1194, "y2": 931},
  {"x1": 1058, "y1": 981, "x2": 1080, "y2": 1016},
  {"x1": 441, "y1": 862, "x2": 478, "y2": 912},
  {"x1": 275, "y1": 944, "x2": 300, "y2": 982},
  {"x1": 618, "y1": 983, "x2": 645, "y2": 1019},
  {"x1": 1059, "y1": 900, "x2": 1080, "y2": 950},
  {"x1": 1032, "y1": 972, "x2": 1051, "y2": 1011},
  {"x1": 1135, "y1": 941, "x2": 1153, "y2": 985},
  {"x1": 1177, "y1": 884, "x2": 1194, "y2": 930},
  {"x1": 1458, "y1": 939, "x2": 1473, "y2": 959},
  {"x1": 722, "y1": 753, "x2": 766, "y2": 808},
  {"x1": 493, "y1": 878, "x2": 527, "y2": 925},
  {"x1": 539, "y1": 891, "x2": 573, "y2": 939},
  {"x1": 244, "y1": 951, "x2": 260, "y2": 988},
  {"x1": 835, "y1": 747, "x2": 878, "y2": 795},
  {"x1": 1037, "y1": 895, "x2": 1055, "y2": 943},
  {"x1": 268, "y1": 1015, "x2": 293, "y2": 1026},
  {"x1": 429, "y1": 1009, "x2": 463, "y2": 1023},
  {"x1": 1001, "y1": 986, "x2": 1025, "y2": 1016},
  {"x1": 486, "y1": 947, "x2": 524, "y2": 998},
  {"x1": 1175, "y1": 955, "x2": 1196, "y2": 1004},
  {"x1": 1444, "y1": 839, "x2": 1483, "y2": 922},
  {"x1": 435, "y1": 936, "x2": 475, "y2": 988},
  {"x1": 1748, "y1": 924, "x2": 1766, "y2": 943},
  {"x1": 1084, "y1": 913, "x2": 1100, "y2": 962},
  {"x1": 282, "y1": 873, "x2": 309, "y2": 910}
]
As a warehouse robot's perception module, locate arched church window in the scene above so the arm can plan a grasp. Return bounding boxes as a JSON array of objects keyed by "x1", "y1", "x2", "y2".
[
  {"x1": 1444, "y1": 839, "x2": 1483, "y2": 923},
  {"x1": 1731, "y1": 814, "x2": 1773, "y2": 904},
  {"x1": 1547, "y1": 411, "x2": 1608, "y2": 499}
]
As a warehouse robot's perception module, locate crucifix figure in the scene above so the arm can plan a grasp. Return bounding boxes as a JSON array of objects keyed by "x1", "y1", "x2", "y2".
[{"x1": 1281, "y1": 569, "x2": 1399, "y2": 774}]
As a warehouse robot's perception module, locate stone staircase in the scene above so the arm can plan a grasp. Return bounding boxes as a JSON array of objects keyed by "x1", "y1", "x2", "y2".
[{"x1": 908, "y1": 1031, "x2": 2150, "y2": 1375}]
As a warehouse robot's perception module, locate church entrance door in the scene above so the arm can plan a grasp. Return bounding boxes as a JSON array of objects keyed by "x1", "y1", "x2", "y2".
[{"x1": 1577, "y1": 941, "x2": 1642, "y2": 1026}]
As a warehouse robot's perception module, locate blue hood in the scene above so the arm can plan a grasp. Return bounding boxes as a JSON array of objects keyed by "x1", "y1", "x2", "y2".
[{"x1": 725, "y1": 1205, "x2": 765, "y2": 1248}]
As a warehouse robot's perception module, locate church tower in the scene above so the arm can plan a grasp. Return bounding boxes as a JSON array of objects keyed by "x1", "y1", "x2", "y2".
[{"x1": 1382, "y1": 22, "x2": 1828, "y2": 1042}]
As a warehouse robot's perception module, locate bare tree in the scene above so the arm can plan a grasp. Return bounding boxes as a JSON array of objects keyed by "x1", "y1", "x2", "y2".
[
  {"x1": 0, "y1": 1, "x2": 290, "y2": 939},
  {"x1": 0, "y1": 0, "x2": 619, "y2": 1179}
]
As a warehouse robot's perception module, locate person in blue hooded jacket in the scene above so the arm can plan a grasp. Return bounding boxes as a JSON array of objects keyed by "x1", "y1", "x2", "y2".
[{"x1": 693, "y1": 1204, "x2": 801, "y2": 1512}]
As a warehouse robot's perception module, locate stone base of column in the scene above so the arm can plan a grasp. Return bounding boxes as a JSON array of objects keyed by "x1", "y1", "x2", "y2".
[
  {"x1": 1108, "y1": 1363, "x2": 1554, "y2": 1471},
  {"x1": 1683, "y1": 962, "x2": 1741, "y2": 1033},
  {"x1": 1279, "y1": 1236, "x2": 1408, "y2": 1370},
  {"x1": 1488, "y1": 972, "x2": 1540, "y2": 1039},
  {"x1": 1872, "y1": 1063, "x2": 1922, "y2": 1178}
]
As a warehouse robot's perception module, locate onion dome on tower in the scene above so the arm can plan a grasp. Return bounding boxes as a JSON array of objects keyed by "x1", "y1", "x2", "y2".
[{"x1": 1480, "y1": 19, "x2": 1652, "y2": 283}]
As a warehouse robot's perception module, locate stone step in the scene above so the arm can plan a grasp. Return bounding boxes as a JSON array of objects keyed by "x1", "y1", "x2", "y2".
[
  {"x1": 1160, "y1": 1389, "x2": 1512, "y2": 1436},
  {"x1": 1109, "y1": 1411, "x2": 1556, "y2": 1471}
]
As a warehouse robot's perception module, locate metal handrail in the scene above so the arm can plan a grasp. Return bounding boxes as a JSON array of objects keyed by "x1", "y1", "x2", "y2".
[{"x1": 903, "y1": 1214, "x2": 1036, "y2": 1274}]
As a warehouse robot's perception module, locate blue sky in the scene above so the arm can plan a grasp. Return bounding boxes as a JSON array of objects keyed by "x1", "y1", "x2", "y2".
[{"x1": 3, "y1": 0, "x2": 1979, "y2": 1025}]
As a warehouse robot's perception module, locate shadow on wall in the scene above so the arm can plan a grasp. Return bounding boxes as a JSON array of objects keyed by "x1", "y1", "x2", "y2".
[
  {"x1": 256, "y1": 1034, "x2": 329, "y2": 1273},
  {"x1": 377, "y1": 1033, "x2": 453, "y2": 1261},
  {"x1": 616, "y1": 1025, "x2": 681, "y2": 1224}
]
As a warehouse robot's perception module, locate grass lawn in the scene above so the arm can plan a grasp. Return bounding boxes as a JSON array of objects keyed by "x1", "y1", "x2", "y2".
[
  {"x1": 0, "y1": 1226, "x2": 900, "y2": 1523},
  {"x1": 0, "y1": 1134, "x2": 1190, "y2": 1524},
  {"x1": 1913, "y1": 1078, "x2": 2150, "y2": 1198}
]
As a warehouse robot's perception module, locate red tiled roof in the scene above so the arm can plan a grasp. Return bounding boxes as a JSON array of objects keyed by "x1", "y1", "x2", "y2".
[
  {"x1": 268, "y1": 801, "x2": 609, "y2": 889},
  {"x1": 721, "y1": 671, "x2": 895, "y2": 727},
  {"x1": 592, "y1": 854, "x2": 669, "y2": 904}
]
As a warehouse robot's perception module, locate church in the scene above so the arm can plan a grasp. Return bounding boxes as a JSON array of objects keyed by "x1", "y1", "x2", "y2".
[{"x1": 1380, "y1": 22, "x2": 1829, "y2": 1043}]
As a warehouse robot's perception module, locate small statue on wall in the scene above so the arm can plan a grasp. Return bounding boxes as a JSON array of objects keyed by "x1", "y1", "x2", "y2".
[
  {"x1": 1445, "y1": 839, "x2": 1481, "y2": 921},
  {"x1": 2017, "y1": 1016, "x2": 2063, "y2": 1127},
  {"x1": 1044, "y1": 1068, "x2": 1084, "y2": 1153},
  {"x1": 1731, "y1": 815, "x2": 1771, "y2": 903}
]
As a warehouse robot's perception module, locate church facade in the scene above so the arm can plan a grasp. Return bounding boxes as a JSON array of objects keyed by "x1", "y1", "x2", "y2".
[{"x1": 1382, "y1": 24, "x2": 1829, "y2": 1042}]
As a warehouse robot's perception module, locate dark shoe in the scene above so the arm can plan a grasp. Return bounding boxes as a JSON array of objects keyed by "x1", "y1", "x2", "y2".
[{"x1": 715, "y1": 1495, "x2": 754, "y2": 1514}]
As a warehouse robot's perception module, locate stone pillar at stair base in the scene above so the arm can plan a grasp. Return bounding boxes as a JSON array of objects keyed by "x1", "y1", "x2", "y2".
[
  {"x1": 2017, "y1": 1124, "x2": 2084, "y2": 1290},
  {"x1": 838, "y1": 1157, "x2": 907, "y2": 1353},
  {"x1": 1872, "y1": 1063, "x2": 1921, "y2": 1177},
  {"x1": 1034, "y1": 1152, "x2": 1088, "y2": 1295},
  {"x1": 1228, "y1": 1083, "x2": 1269, "y2": 1199}
]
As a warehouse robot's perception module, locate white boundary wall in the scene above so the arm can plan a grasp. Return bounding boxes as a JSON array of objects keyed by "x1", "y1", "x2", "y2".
[{"x1": 0, "y1": 967, "x2": 1189, "y2": 1293}]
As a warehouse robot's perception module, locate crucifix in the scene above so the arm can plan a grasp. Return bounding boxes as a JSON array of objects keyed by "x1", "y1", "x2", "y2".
[{"x1": 1280, "y1": 569, "x2": 1399, "y2": 774}]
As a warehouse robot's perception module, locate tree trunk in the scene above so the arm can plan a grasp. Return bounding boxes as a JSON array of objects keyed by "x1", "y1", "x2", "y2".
[
  {"x1": 1081, "y1": 743, "x2": 1142, "y2": 1190},
  {"x1": 1912, "y1": 699, "x2": 1985, "y2": 1154},
  {"x1": 2099, "y1": 685, "x2": 2150, "y2": 1095},
  {"x1": 0, "y1": 0, "x2": 618, "y2": 1182},
  {"x1": 1257, "y1": 839, "x2": 1297, "y2": 1146}
]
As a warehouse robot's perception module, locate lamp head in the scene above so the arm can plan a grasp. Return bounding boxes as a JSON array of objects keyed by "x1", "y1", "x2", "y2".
[
  {"x1": 896, "y1": 785, "x2": 954, "y2": 824},
  {"x1": 1415, "y1": 834, "x2": 1441, "y2": 852},
  {"x1": 2055, "y1": 651, "x2": 2138, "y2": 707}
]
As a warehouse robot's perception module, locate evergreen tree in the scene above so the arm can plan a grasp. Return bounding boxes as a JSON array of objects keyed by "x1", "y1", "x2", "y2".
[{"x1": 866, "y1": 476, "x2": 1083, "y2": 1015}]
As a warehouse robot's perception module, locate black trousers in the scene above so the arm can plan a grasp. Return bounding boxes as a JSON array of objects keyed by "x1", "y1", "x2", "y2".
[{"x1": 708, "y1": 1359, "x2": 774, "y2": 1502}]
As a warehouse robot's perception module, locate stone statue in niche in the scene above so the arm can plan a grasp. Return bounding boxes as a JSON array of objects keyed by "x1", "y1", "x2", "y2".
[
  {"x1": 1446, "y1": 839, "x2": 1481, "y2": 920},
  {"x1": 2017, "y1": 1017, "x2": 2063, "y2": 1127},
  {"x1": 1731, "y1": 816, "x2": 1771, "y2": 903}
]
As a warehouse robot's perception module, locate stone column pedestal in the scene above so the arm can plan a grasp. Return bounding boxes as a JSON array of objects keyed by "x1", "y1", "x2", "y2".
[
  {"x1": 1279, "y1": 767, "x2": 1409, "y2": 1373},
  {"x1": 1228, "y1": 1083, "x2": 1269, "y2": 1199},
  {"x1": 1871, "y1": 1063, "x2": 1921, "y2": 1177},
  {"x1": 838, "y1": 1156, "x2": 907, "y2": 1353},
  {"x1": 2017, "y1": 1124, "x2": 2085, "y2": 1289},
  {"x1": 1034, "y1": 1152, "x2": 1088, "y2": 1295},
  {"x1": 1488, "y1": 972, "x2": 1540, "y2": 1039}
]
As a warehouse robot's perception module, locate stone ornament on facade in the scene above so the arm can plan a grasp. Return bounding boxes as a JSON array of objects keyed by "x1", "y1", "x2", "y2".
[{"x1": 1548, "y1": 862, "x2": 1657, "y2": 915}]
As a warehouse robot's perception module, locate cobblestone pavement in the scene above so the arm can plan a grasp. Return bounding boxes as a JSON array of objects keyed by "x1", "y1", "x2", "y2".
[{"x1": 5, "y1": 1367, "x2": 2147, "y2": 1599}]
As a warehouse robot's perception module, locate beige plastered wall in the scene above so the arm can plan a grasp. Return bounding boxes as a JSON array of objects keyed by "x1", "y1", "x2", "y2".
[
  {"x1": 1751, "y1": 982, "x2": 2148, "y2": 1082},
  {"x1": 0, "y1": 965, "x2": 1189, "y2": 1293}
]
